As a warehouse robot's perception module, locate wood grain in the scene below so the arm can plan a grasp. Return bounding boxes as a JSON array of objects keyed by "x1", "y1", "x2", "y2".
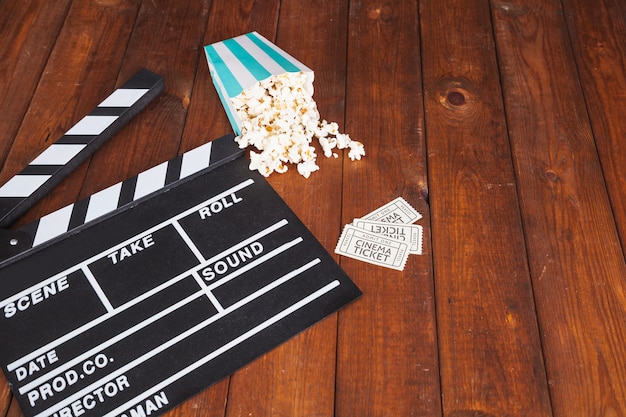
[
  {"x1": 78, "y1": 0, "x2": 212, "y2": 200},
  {"x1": 4, "y1": 398, "x2": 22, "y2": 417},
  {"x1": 223, "y1": 1, "x2": 348, "y2": 416},
  {"x1": 175, "y1": 1, "x2": 281, "y2": 416},
  {"x1": 561, "y1": 0, "x2": 626, "y2": 246},
  {"x1": 0, "y1": 374, "x2": 9, "y2": 417},
  {"x1": 0, "y1": 0, "x2": 71, "y2": 165},
  {"x1": 3, "y1": 0, "x2": 143, "y2": 228},
  {"x1": 336, "y1": 1, "x2": 441, "y2": 416},
  {"x1": 179, "y1": 0, "x2": 281, "y2": 152},
  {"x1": 420, "y1": 0, "x2": 552, "y2": 415},
  {"x1": 2, "y1": 0, "x2": 626, "y2": 416},
  {"x1": 492, "y1": 0, "x2": 626, "y2": 415}
]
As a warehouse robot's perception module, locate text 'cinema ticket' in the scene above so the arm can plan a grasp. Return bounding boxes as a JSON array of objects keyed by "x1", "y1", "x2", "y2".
[
  {"x1": 335, "y1": 197, "x2": 423, "y2": 271},
  {"x1": 352, "y1": 219, "x2": 422, "y2": 255}
]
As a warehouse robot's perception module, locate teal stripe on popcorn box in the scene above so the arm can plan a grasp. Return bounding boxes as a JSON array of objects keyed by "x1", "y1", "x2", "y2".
[{"x1": 204, "y1": 32, "x2": 313, "y2": 135}]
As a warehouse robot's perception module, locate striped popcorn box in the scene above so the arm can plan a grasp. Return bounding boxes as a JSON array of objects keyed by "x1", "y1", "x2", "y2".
[
  {"x1": 204, "y1": 32, "x2": 313, "y2": 136},
  {"x1": 204, "y1": 33, "x2": 364, "y2": 179}
]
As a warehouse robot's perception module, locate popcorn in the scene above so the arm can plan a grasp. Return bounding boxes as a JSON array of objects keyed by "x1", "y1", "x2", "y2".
[
  {"x1": 205, "y1": 32, "x2": 365, "y2": 177},
  {"x1": 231, "y1": 72, "x2": 365, "y2": 177}
]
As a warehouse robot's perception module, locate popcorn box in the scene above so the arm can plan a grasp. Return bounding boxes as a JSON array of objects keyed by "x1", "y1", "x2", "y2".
[
  {"x1": 204, "y1": 32, "x2": 313, "y2": 135},
  {"x1": 204, "y1": 32, "x2": 364, "y2": 179}
]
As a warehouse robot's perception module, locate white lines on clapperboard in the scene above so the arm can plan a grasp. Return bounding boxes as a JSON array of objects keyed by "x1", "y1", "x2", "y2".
[
  {"x1": 207, "y1": 237, "x2": 302, "y2": 291},
  {"x1": 190, "y1": 270, "x2": 225, "y2": 312},
  {"x1": 172, "y1": 221, "x2": 206, "y2": 263},
  {"x1": 81, "y1": 267, "x2": 115, "y2": 313},
  {"x1": 34, "y1": 259, "x2": 332, "y2": 417},
  {"x1": 184, "y1": 234, "x2": 303, "y2": 313},
  {"x1": 17, "y1": 232, "x2": 304, "y2": 395},
  {"x1": 0, "y1": 179, "x2": 255, "y2": 319},
  {"x1": 102, "y1": 277, "x2": 338, "y2": 417},
  {"x1": 17, "y1": 292, "x2": 203, "y2": 395},
  {"x1": 6, "y1": 179, "x2": 255, "y2": 372},
  {"x1": 7, "y1": 217, "x2": 285, "y2": 373}
]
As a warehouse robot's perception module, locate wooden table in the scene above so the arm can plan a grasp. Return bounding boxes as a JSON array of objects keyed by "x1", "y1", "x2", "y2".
[{"x1": 1, "y1": 0, "x2": 626, "y2": 416}]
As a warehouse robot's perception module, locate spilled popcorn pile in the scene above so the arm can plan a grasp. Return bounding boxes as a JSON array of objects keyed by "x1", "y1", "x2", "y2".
[{"x1": 231, "y1": 72, "x2": 365, "y2": 178}]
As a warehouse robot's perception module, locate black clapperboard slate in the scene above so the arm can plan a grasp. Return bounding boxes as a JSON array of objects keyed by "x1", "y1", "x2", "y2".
[{"x1": 0, "y1": 72, "x2": 361, "y2": 417}]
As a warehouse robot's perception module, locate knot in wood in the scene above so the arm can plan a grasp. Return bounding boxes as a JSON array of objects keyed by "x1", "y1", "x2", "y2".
[
  {"x1": 436, "y1": 78, "x2": 476, "y2": 113},
  {"x1": 494, "y1": 2, "x2": 530, "y2": 17},
  {"x1": 447, "y1": 91, "x2": 466, "y2": 106},
  {"x1": 544, "y1": 169, "x2": 559, "y2": 182},
  {"x1": 367, "y1": 5, "x2": 395, "y2": 23}
]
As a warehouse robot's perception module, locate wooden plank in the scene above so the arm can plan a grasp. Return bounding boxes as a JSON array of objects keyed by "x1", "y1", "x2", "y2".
[
  {"x1": 78, "y1": 0, "x2": 212, "y2": 201},
  {"x1": 179, "y1": 0, "x2": 281, "y2": 153},
  {"x1": 562, "y1": 1, "x2": 626, "y2": 240},
  {"x1": 0, "y1": 373, "x2": 10, "y2": 417},
  {"x1": 0, "y1": 3, "x2": 141, "y2": 416},
  {"x1": 219, "y1": 1, "x2": 348, "y2": 416},
  {"x1": 161, "y1": 387, "x2": 232, "y2": 417},
  {"x1": 420, "y1": 0, "x2": 553, "y2": 415},
  {"x1": 335, "y1": 1, "x2": 441, "y2": 416},
  {"x1": 175, "y1": 2, "x2": 280, "y2": 416},
  {"x1": 77, "y1": 5, "x2": 214, "y2": 414},
  {"x1": 0, "y1": 0, "x2": 71, "y2": 166},
  {"x1": 2, "y1": 0, "x2": 143, "y2": 228},
  {"x1": 4, "y1": 397, "x2": 22, "y2": 417},
  {"x1": 491, "y1": 0, "x2": 626, "y2": 414}
]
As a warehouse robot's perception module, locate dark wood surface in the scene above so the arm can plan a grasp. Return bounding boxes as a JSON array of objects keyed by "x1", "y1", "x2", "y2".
[{"x1": 1, "y1": 0, "x2": 626, "y2": 416}]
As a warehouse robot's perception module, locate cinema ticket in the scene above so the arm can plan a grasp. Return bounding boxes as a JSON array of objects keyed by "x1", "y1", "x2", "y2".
[
  {"x1": 352, "y1": 219, "x2": 422, "y2": 255},
  {"x1": 335, "y1": 225, "x2": 410, "y2": 271}
]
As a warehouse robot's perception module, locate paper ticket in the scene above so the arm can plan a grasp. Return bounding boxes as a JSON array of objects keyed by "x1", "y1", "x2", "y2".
[
  {"x1": 335, "y1": 225, "x2": 410, "y2": 271},
  {"x1": 361, "y1": 197, "x2": 422, "y2": 224},
  {"x1": 352, "y1": 219, "x2": 423, "y2": 255}
]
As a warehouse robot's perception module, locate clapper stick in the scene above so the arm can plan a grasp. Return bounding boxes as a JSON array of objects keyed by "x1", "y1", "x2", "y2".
[
  {"x1": 0, "y1": 134, "x2": 243, "y2": 262},
  {"x1": 0, "y1": 69, "x2": 164, "y2": 229}
]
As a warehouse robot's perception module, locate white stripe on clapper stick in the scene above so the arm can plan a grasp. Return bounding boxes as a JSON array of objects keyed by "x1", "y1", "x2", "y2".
[
  {"x1": 32, "y1": 205, "x2": 74, "y2": 246},
  {"x1": 84, "y1": 182, "x2": 124, "y2": 223},
  {"x1": 99, "y1": 89, "x2": 149, "y2": 107},
  {"x1": 0, "y1": 175, "x2": 50, "y2": 198},
  {"x1": 180, "y1": 141, "x2": 212, "y2": 178},
  {"x1": 134, "y1": 161, "x2": 168, "y2": 200}
]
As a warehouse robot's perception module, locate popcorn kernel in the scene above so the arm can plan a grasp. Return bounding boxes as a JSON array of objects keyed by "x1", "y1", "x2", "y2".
[{"x1": 232, "y1": 71, "x2": 365, "y2": 178}]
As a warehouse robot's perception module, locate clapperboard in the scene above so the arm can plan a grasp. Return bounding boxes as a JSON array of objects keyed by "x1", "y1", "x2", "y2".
[{"x1": 0, "y1": 70, "x2": 361, "y2": 417}]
